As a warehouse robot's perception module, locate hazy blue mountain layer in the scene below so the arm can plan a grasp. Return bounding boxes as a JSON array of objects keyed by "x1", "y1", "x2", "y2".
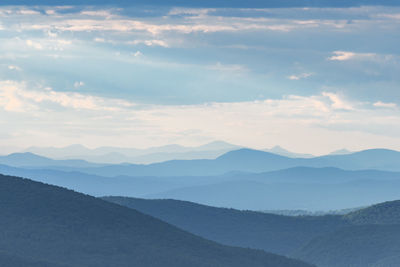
[
  {"x1": 21, "y1": 141, "x2": 240, "y2": 164},
  {"x1": 1, "y1": 163, "x2": 400, "y2": 210},
  {"x1": 0, "y1": 173, "x2": 314, "y2": 267},
  {"x1": 3, "y1": 148, "x2": 400, "y2": 177}
]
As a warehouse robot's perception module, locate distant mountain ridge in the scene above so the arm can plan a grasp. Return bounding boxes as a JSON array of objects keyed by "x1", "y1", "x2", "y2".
[
  {"x1": 0, "y1": 152, "x2": 103, "y2": 168},
  {"x1": 20, "y1": 141, "x2": 241, "y2": 164},
  {"x1": 28, "y1": 148, "x2": 400, "y2": 177},
  {"x1": 2, "y1": 162, "x2": 400, "y2": 210}
]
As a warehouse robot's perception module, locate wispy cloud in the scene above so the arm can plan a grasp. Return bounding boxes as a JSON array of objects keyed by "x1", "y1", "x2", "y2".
[
  {"x1": 328, "y1": 51, "x2": 378, "y2": 61},
  {"x1": 288, "y1": 73, "x2": 313, "y2": 80},
  {"x1": 373, "y1": 101, "x2": 397, "y2": 109},
  {"x1": 2, "y1": 79, "x2": 400, "y2": 153},
  {"x1": 0, "y1": 80, "x2": 133, "y2": 112},
  {"x1": 8, "y1": 65, "x2": 22, "y2": 71}
]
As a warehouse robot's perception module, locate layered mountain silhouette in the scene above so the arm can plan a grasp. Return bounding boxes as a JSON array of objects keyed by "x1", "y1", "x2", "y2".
[
  {"x1": 21, "y1": 141, "x2": 240, "y2": 164},
  {"x1": 0, "y1": 152, "x2": 102, "y2": 168},
  {"x1": 104, "y1": 197, "x2": 400, "y2": 267},
  {"x1": 0, "y1": 173, "x2": 313, "y2": 267},
  {"x1": 2, "y1": 148, "x2": 400, "y2": 177},
  {"x1": 103, "y1": 197, "x2": 349, "y2": 255},
  {"x1": 1, "y1": 162, "x2": 400, "y2": 210}
]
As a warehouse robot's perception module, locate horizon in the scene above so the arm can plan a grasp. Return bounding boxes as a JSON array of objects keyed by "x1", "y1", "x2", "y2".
[{"x1": 2, "y1": 141, "x2": 400, "y2": 159}]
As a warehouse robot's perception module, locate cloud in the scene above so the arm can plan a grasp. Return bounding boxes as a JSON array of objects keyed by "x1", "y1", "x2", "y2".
[
  {"x1": 208, "y1": 62, "x2": 248, "y2": 73},
  {"x1": 288, "y1": 73, "x2": 313, "y2": 80},
  {"x1": 8, "y1": 65, "x2": 22, "y2": 71},
  {"x1": 80, "y1": 10, "x2": 113, "y2": 18},
  {"x1": 328, "y1": 51, "x2": 377, "y2": 61},
  {"x1": 74, "y1": 81, "x2": 85, "y2": 88},
  {"x1": 322, "y1": 92, "x2": 353, "y2": 110},
  {"x1": 1, "y1": 81, "x2": 400, "y2": 153},
  {"x1": 0, "y1": 80, "x2": 133, "y2": 113},
  {"x1": 26, "y1": 39, "x2": 43, "y2": 50},
  {"x1": 132, "y1": 51, "x2": 143, "y2": 57},
  {"x1": 127, "y1": 39, "x2": 169, "y2": 47},
  {"x1": 373, "y1": 101, "x2": 397, "y2": 109}
]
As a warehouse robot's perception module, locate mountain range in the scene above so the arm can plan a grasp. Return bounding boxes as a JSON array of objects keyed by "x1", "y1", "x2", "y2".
[
  {"x1": 2, "y1": 148, "x2": 400, "y2": 177},
  {"x1": 1, "y1": 149, "x2": 400, "y2": 210},
  {"x1": 18, "y1": 142, "x2": 315, "y2": 164},
  {"x1": 0, "y1": 173, "x2": 313, "y2": 267},
  {"x1": 104, "y1": 196, "x2": 400, "y2": 267},
  {"x1": 19, "y1": 141, "x2": 241, "y2": 164}
]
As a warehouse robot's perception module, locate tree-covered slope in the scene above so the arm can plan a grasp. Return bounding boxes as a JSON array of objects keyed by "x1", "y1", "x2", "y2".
[
  {"x1": 104, "y1": 197, "x2": 400, "y2": 267},
  {"x1": 0, "y1": 251, "x2": 72, "y2": 267},
  {"x1": 345, "y1": 200, "x2": 400, "y2": 225},
  {"x1": 103, "y1": 197, "x2": 349, "y2": 255},
  {"x1": 295, "y1": 200, "x2": 400, "y2": 267},
  {"x1": 0, "y1": 174, "x2": 314, "y2": 267},
  {"x1": 293, "y1": 224, "x2": 400, "y2": 267}
]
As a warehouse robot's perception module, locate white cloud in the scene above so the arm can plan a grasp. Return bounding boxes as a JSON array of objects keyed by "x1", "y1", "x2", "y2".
[
  {"x1": 168, "y1": 8, "x2": 216, "y2": 17},
  {"x1": 8, "y1": 65, "x2": 22, "y2": 71},
  {"x1": 23, "y1": 38, "x2": 72, "y2": 51},
  {"x1": 328, "y1": 51, "x2": 377, "y2": 61},
  {"x1": 208, "y1": 62, "x2": 248, "y2": 73},
  {"x1": 373, "y1": 101, "x2": 397, "y2": 109},
  {"x1": 128, "y1": 39, "x2": 169, "y2": 47},
  {"x1": 26, "y1": 39, "x2": 43, "y2": 50},
  {"x1": 18, "y1": 9, "x2": 41, "y2": 15},
  {"x1": 94, "y1": 37, "x2": 106, "y2": 43},
  {"x1": 74, "y1": 81, "x2": 85, "y2": 88},
  {"x1": 322, "y1": 92, "x2": 354, "y2": 110},
  {"x1": 1, "y1": 81, "x2": 400, "y2": 154},
  {"x1": 0, "y1": 80, "x2": 133, "y2": 112},
  {"x1": 288, "y1": 73, "x2": 313, "y2": 80},
  {"x1": 132, "y1": 51, "x2": 143, "y2": 57},
  {"x1": 80, "y1": 10, "x2": 113, "y2": 18}
]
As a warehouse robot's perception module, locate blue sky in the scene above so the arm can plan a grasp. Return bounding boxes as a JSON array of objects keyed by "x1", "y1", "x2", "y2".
[{"x1": 0, "y1": 5, "x2": 400, "y2": 154}]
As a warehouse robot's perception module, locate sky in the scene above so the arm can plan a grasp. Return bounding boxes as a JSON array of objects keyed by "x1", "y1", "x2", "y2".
[{"x1": 0, "y1": 5, "x2": 400, "y2": 155}]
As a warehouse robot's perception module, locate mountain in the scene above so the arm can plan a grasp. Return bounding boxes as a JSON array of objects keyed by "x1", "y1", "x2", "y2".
[
  {"x1": 264, "y1": 146, "x2": 314, "y2": 158},
  {"x1": 294, "y1": 200, "x2": 400, "y2": 267},
  {"x1": 293, "y1": 224, "x2": 400, "y2": 267},
  {"x1": 103, "y1": 197, "x2": 349, "y2": 255},
  {"x1": 0, "y1": 173, "x2": 314, "y2": 267},
  {"x1": 4, "y1": 148, "x2": 400, "y2": 177},
  {"x1": 146, "y1": 175, "x2": 400, "y2": 210},
  {"x1": 0, "y1": 251, "x2": 70, "y2": 267},
  {"x1": 105, "y1": 197, "x2": 400, "y2": 267},
  {"x1": 329, "y1": 149, "x2": 352, "y2": 155},
  {"x1": 22, "y1": 141, "x2": 240, "y2": 164},
  {"x1": 0, "y1": 152, "x2": 102, "y2": 168},
  {"x1": 2, "y1": 0, "x2": 400, "y2": 7},
  {"x1": 42, "y1": 148, "x2": 400, "y2": 177},
  {"x1": 345, "y1": 200, "x2": 400, "y2": 225},
  {"x1": 2, "y1": 164, "x2": 400, "y2": 210}
]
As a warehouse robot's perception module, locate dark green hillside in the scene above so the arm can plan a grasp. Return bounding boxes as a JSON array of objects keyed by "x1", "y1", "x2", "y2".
[
  {"x1": 345, "y1": 200, "x2": 400, "y2": 225},
  {"x1": 293, "y1": 224, "x2": 400, "y2": 267},
  {"x1": 0, "y1": 251, "x2": 71, "y2": 267},
  {"x1": 0, "y1": 174, "x2": 314, "y2": 267},
  {"x1": 103, "y1": 197, "x2": 349, "y2": 255}
]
